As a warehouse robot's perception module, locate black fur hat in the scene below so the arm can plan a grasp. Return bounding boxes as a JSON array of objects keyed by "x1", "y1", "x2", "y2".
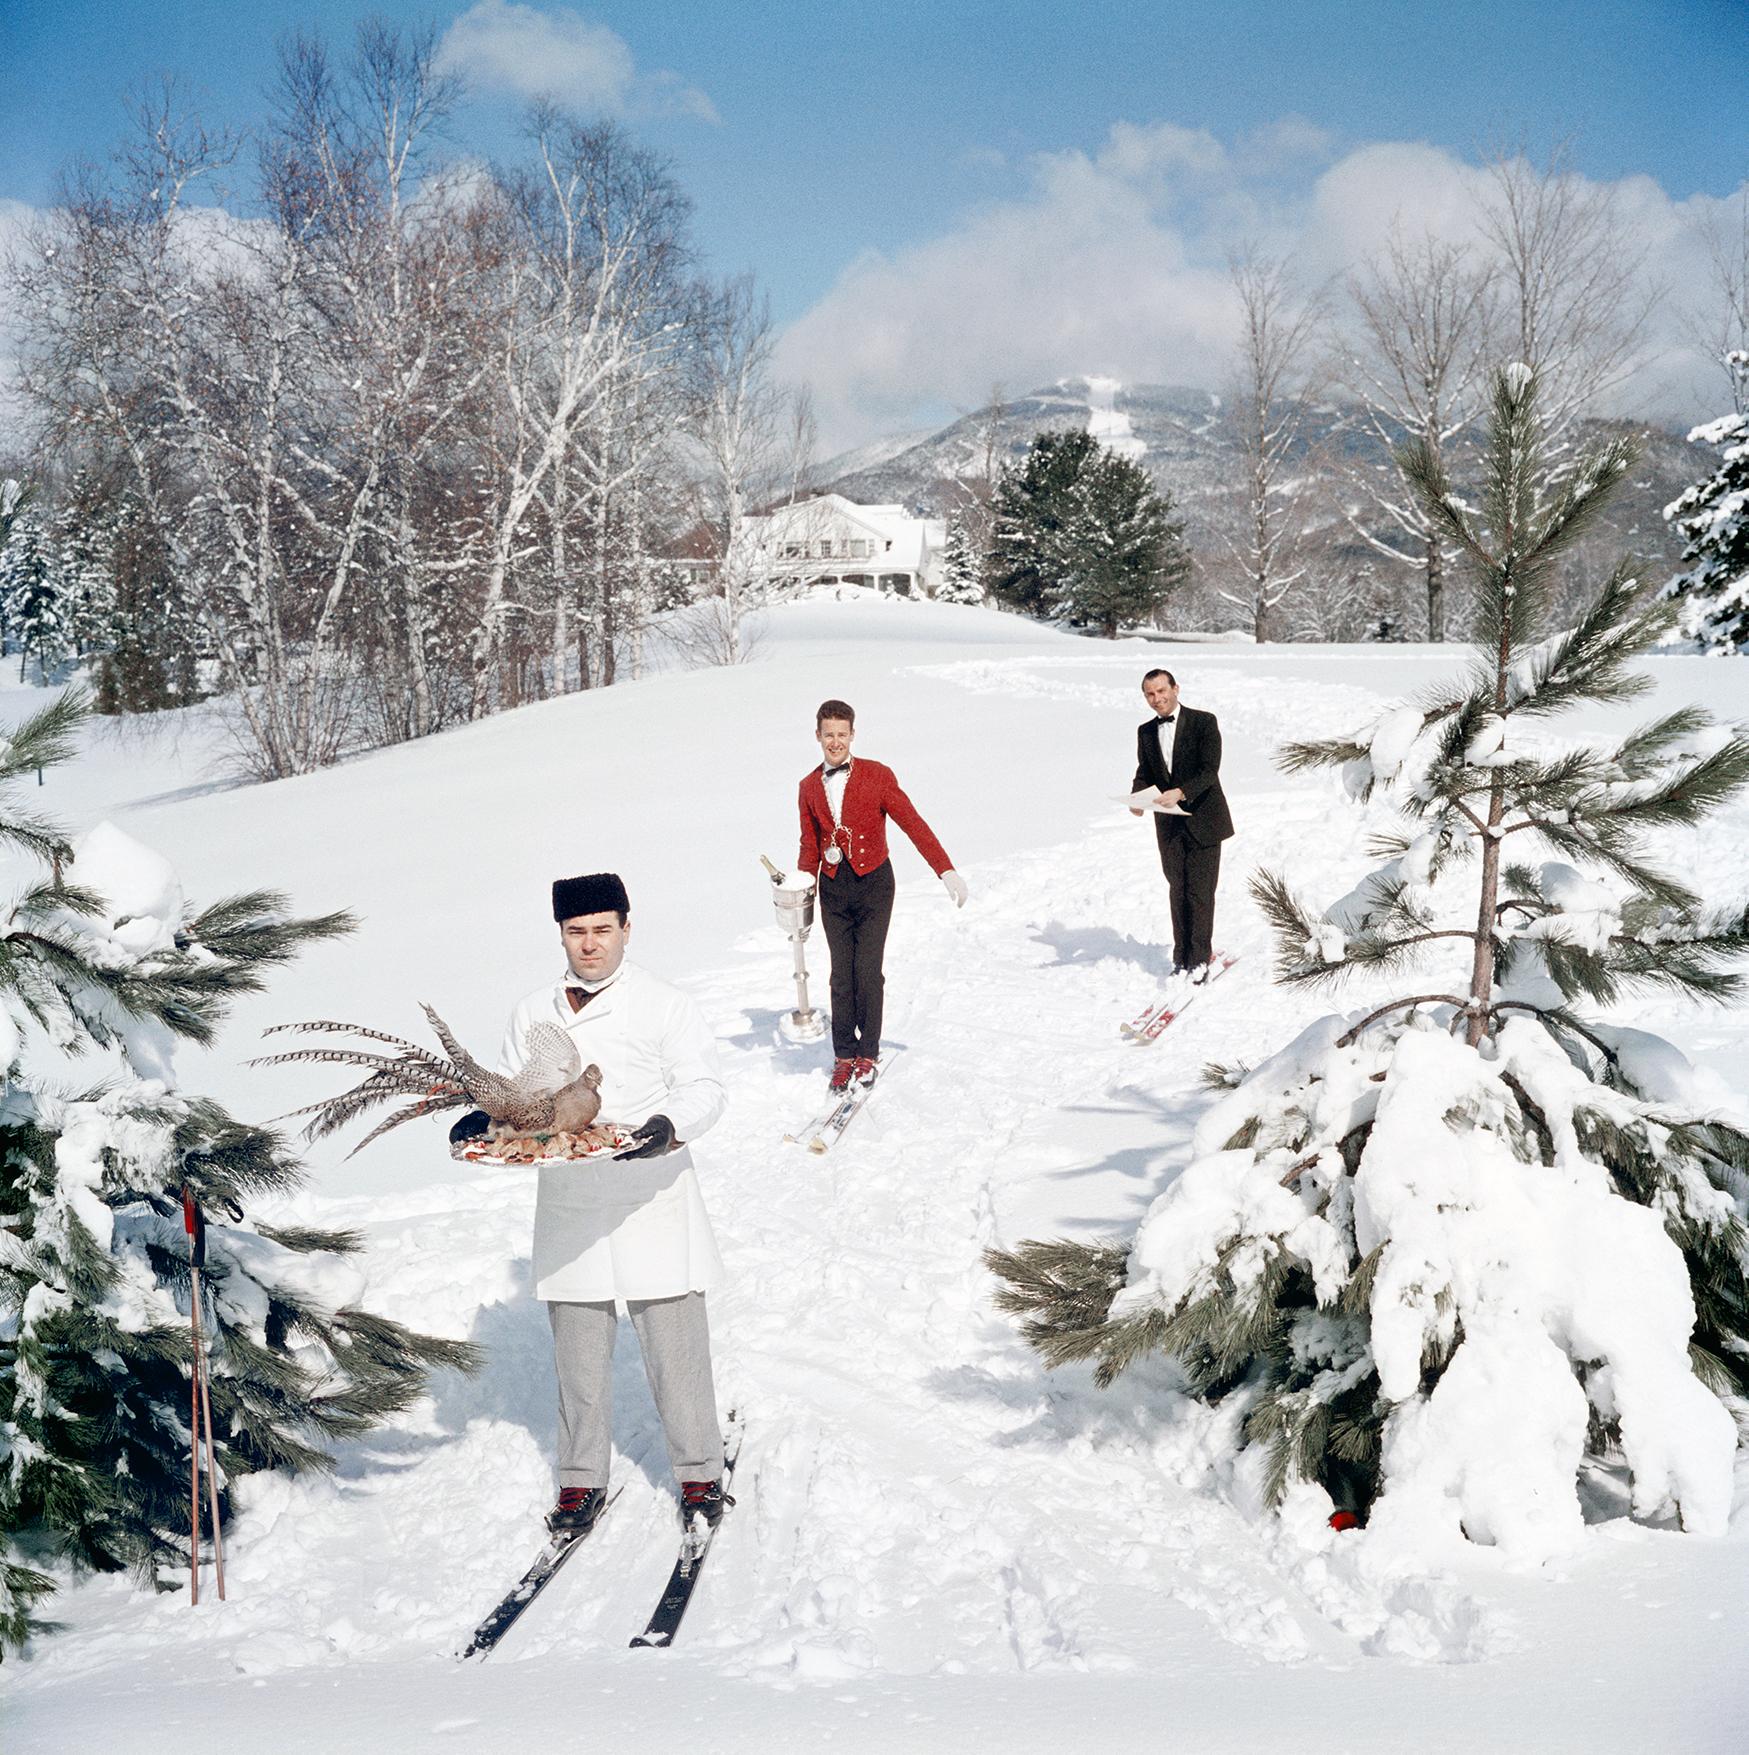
[{"x1": 552, "y1": 872, "x2": 630, "y2": 922}]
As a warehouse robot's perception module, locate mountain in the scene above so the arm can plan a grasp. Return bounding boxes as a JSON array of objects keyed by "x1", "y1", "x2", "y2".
[{"x1": 819, "y1": 376, "x2": 1699, "y2": 569}]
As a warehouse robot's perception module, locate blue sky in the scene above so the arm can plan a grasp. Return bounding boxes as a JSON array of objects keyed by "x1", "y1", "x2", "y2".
[{"x1": 3, "y1": 1, "x2": 1746, "y2": 448}]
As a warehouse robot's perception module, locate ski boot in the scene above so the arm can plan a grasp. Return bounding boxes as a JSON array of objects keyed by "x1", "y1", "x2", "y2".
[
  {"x1": 547, "y1": 1485, "x2": 607, "y2": 1537},
  {"x1": 679, "y1": 1479, "x2": 734, "y2": 1529}
]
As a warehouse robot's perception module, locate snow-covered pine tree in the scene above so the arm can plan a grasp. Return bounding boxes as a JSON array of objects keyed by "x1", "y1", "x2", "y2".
[
  {"x1": 1662, "y1": 349, "x2": 1748, "y2": 654},
  {"x1": 988, "y1": 430, "x2": 1097, "y2": 618},
  {"x1": 935, "y1": 522, "x2": 985, "y2": 605},
  {"x1": 0, "y1": 693, "x2": 480, "y2": 1655},
  {"x1": 49, "y1": 478, "x2": 120, "y2": 662},
  {"x1": 990, "y1": 366, "x2": 1749, "y2": 1559},
  {"x1": 1055, "y1": 451, "x2": 1190, "y2": 638},
  {"x1": 0, "y1": 503, "x2": 68, "y2": 682}
]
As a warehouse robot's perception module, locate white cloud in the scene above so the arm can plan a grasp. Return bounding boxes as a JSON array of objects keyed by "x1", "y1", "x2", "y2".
[
  {"x1": 436, "y1": 1, "x2": 717, "y2": 122},
  {"x1": 776, "y1": 124, "x2": 1746, "y2": 455}
]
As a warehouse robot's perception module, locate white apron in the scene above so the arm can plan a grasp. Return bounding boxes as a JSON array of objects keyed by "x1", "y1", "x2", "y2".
[{"x1": 498, "y1": 961, "x2": 726, "y2": 1304}]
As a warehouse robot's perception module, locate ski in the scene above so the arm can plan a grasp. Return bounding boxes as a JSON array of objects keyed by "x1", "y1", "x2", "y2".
[
  {"x1": 783, "y1": 1086, "x2": 858, "y2": 1152},
  {"x1": 783, "y1": 1052, "x2": 901, "y2": 1153},
  {"x1": 458, "y1": 1486, "x2": 623, "y2": 1660},
  {"x1": 630, "y1": 1416, "x2": 745, "y2": 1650},
  {"x1": 810, "y1": 1051, "x2": 902, "y2": 1153},
  {"x1": 1121, "y1": 954, "x2": 1238, "y2": 1044}
]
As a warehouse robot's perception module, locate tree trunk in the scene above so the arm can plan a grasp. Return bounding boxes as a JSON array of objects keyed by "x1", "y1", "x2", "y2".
[
  {"x1": 552, "y1": 471, "x2": 571, "y2": 696},
  {"x1": 1426, "y1": 532, "x2": 1445, "y2": 642},
  {"x1": 1466, "y1": 558, "x2": 1516, "y2": 1046}
]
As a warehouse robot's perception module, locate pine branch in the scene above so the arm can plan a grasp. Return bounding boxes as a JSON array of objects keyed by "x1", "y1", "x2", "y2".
[
  {"x1": 985, "y1": 1238, "x2": 1130, "y2": 1368},
  {"x1": 0, "y1": 688, "x2": 89, "y2": 793},
  {"x1": 1277, "y1": 734, "x2": 1373, "y2": 774},
  {"x1": 1335, "y1": 994, "x2": 1470, "y2": 1046},
  {"x1": 183, "y1": 892, "x2": 357, "y2": 980}
]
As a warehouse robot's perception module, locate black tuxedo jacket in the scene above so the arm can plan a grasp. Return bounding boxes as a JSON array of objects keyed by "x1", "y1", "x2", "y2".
[{"x1": 1132, "y1": 705, "x2": 1234, "y2": 847}]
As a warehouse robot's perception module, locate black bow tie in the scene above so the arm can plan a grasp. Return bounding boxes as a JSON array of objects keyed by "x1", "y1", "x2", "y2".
[
  {"x1": 1156, "y1": 714, "x2": 1176, "y2": 724},
  {"x1": 824, "y1": 763, "x2": 850, "y2": 777}
]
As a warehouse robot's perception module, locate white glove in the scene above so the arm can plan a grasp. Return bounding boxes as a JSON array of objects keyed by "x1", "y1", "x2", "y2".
[{"x1": 941, "y1": 870, "x2": 969, "y2": 909}]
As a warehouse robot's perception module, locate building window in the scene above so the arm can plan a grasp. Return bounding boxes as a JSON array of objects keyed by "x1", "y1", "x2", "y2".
[
  {"x1": 817, "y1": 539, "x2": 834, "y2": 558},
  {"x1": 849, "y1": 539, "x2": 869, "y2": 559},
  {"x1": 781, "y1": 542, "x2": 801, "y2": 558}
]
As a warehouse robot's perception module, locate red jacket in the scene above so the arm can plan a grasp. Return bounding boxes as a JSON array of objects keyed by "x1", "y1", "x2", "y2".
[{"x1": 797, "y1": 758, "x2": 953, "y2": 881}]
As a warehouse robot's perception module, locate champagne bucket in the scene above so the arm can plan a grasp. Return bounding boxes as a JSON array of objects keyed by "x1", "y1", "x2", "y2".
[
  {"x1": 772, "y1": 881, "x2": 815, "y2": 941},
  {"x1": 760, "y1": 856, "x2": 825, "y2": 1041}
]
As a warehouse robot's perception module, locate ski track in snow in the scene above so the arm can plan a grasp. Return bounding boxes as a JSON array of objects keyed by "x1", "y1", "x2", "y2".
[{"x1": 8, "y1": 642, "x2": 1749, "y2": 1749}]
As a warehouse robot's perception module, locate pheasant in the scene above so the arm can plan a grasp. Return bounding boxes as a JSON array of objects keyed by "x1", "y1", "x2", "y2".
[{"x1": 253, "y1": 1003, "x2": 603, "y2": 1156}]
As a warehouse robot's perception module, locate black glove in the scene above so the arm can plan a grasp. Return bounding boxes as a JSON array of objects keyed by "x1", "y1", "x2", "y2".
[
  {"x1": 449, "y1": 1109, "x2": 491, "y2": 1145},
  {"x1": 615, "y1": 1113, "x2": 676, "y2": 1160}
]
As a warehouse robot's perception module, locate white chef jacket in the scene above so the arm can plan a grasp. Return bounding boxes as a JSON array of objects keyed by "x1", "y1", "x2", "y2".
[{"x1": 499, "y1": 960, "x2": 726, "y2": 1304}]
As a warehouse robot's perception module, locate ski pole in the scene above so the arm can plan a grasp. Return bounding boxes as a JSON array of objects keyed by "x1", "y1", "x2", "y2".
[
  {"x1": 183, "y1": 1188, "x2": 226, "y2": 1602},
  {"x1": 188, "y1": 1217, "x2": 200, "y2": 1607}
]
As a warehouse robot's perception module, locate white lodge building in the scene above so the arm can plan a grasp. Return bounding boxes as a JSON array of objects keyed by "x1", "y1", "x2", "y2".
[{"x1": 738, "y1": 494, "x2": 947, "y2": 597}]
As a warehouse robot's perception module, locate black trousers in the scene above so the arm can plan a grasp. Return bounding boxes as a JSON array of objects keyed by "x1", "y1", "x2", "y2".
[
  {"x1": 1156, "y1": 829, "x2": 1222, "y2": 970},
  {"x1": 818, "y1": 858, "x2": 895, "y2": 1058}
]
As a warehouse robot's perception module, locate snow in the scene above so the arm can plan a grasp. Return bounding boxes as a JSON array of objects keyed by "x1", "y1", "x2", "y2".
[
  {"x1": 1084, "y1": 375, "x2": 1147, "y2": 464},
  {"x1": 64, "y1": 820, "x2": 187, "y2": 957},
  {"x1": 3, "y1": 615, "x2": 1748, "y2": 1753}
]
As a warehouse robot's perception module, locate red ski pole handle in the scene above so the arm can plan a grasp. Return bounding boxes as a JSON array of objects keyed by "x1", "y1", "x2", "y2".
[{"x1": 181, "y1": 1186, "x2": 207, "y2": 1269}]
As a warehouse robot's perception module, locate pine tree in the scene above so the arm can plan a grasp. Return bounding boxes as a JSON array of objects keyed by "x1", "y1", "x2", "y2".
[
  {"x1": 989, "y1": 431, "x2": 1190, "y2": 634},
  {"x1": 1662, "y1": 350, "x2": 1748, "y2": 654},
  {"x1": 1055, "y1": 450, "x2": 1190, "y2": 638},
  {"x1": 0, "y1": 505, "x2": 68, "y2": 683},
  {"x1": 49, "y1": 477, "x2": 120, "y2": 661},
  {"x1": 935, "y1": 522, "x2": 985, "y2": 605},
  {"x1": 990, "y1": 367, "x2": 1749, "y2": 1556},
  {"x1": 0, "y1": 693, "x2": 480, "y2": 1655},
  {"x1": 988, "y1": 430, "x2": 1099, "y2": 617}
]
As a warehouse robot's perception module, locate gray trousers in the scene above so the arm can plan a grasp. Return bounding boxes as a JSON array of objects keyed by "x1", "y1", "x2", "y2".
[{"x1": 548, "y1": 1292, "x2": 722, "y2": 1489}]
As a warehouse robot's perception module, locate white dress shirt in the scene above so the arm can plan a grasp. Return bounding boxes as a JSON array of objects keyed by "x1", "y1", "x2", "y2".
[{"x1": 1154, "y1": 712, "x2": 1179, "y2": 776}]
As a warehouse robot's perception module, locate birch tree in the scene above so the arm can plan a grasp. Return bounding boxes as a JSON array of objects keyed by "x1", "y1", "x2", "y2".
[
  {"x1": 1339, "y1": 227, "x2": 1495, "y2": 638},
  {"x1": 1220, "y1": 249, "x2": 1328, "y2": 643},
  {"x1": 689, "y1": 274, "x2": 784, "y2": 664},
  {"x1": 1477, "y1": 142, "x2": 1660, "y2": 456},
  {"x1": 468, "y1": 113, "x2": 688, "y2": 715}
]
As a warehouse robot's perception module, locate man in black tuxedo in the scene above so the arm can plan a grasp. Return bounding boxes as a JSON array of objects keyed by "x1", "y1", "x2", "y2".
[{"x1": 1130, "y1": 667, "x2": 1234, "y2": 978}]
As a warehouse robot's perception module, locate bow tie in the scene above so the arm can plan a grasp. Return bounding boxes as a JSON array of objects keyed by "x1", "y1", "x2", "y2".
[
  {"x1": 824, "y1": 763, "x2": 850, "y2": 777},
  {"x1": 563, "y1": 976, "x2": 616, "y2": 1012},
  {"x1": 1155, "y1": 714, "x2": 1176, "y2": 724}
]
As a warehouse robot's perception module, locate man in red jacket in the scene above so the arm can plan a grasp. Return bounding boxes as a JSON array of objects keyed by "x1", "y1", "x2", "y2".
[{"x1": 797, "y1": 698, "x2": 968, "y2": 1091}]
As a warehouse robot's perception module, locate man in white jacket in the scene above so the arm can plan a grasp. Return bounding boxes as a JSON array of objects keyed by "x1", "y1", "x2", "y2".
[{"x1": 466, "y1": 871, "x2": 729, "y2": 1537}]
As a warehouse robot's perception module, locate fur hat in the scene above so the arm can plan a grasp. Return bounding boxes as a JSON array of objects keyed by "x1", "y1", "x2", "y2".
[{"x1": 552, "y1": 872, "x2": 630, "y2": 922}]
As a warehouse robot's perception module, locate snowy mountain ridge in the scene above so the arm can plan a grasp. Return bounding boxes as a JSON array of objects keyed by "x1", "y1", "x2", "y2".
[{"x1": 819, "y1": 376, "x2": 1695, "y2": 570}]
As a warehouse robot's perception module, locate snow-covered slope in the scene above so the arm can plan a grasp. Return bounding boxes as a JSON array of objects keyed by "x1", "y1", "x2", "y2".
[{"x1": 5, "y1": 599, "x2": 1747, "y2": 1754}]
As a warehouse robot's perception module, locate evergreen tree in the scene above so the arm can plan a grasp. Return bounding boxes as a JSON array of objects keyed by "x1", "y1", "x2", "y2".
[
  {"x1": 988, "y1": 430, "x2": 1099, "y2": 617},
  {"x1": 49, "y1": 477, "x2": 120, "y2": 660},
  {"x1": 935, "y1": 522, "x2": 985, "y2": 605},
  {"x1": 990, "y1": 367, "x2": 1749, "y2": 1555},
  {"x1": 0, "y1": 505, "x2": 68, "y2": 682},
  {"x1": 989, "y1": 431, "x2": 1189, "y2": 634},
  {"x1": 94, "y1": 497, "x2": 203, "y2": 715},
  {"x1": 1662, "y1": 350, "x2": 1749, "y2": 654},
  {"x1": 1055, "y1": 450, "x2": 1190, "y2": 638},
  {"x1": 0, "y1": 694, "x2": 479, "y2": 1655}
]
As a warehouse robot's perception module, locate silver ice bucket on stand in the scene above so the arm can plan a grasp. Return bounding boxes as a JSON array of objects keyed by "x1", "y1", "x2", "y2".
[{"x1": 761, "y1": 855, "x2": 826, "y2": 1041}]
